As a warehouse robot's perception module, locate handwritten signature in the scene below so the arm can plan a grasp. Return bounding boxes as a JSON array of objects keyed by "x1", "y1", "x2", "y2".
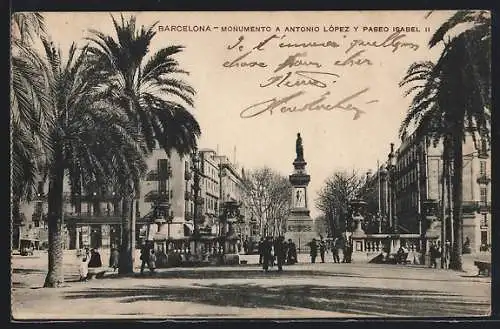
[
  {"x1": 260, "y1": 70, "x2": 339, "y2": 88},
  {"x1": 240, "y1": 88, "x2": 378, "y2": 120}
]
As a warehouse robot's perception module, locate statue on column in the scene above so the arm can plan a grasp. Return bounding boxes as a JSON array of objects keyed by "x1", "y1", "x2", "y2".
[{"x1": 296, "y1": 133, "x2": 304, "y2": 161}]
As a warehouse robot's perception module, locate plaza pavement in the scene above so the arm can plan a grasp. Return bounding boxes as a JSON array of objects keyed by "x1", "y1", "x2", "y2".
[{"x1": 11, "y1": 250, "x2": 491, "y2": 319}]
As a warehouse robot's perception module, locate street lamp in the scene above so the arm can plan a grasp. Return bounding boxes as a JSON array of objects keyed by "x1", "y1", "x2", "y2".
[
  {"x1": 191, "y1": 149, "x2": 202, "y2": 254},
  {"x1": 386, "y1": 143, "x2": 397, "y2": 232}
]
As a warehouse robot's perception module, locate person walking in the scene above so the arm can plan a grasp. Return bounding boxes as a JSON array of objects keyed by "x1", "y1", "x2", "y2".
[
  {"x1": 309, "y1": 238, "x2": 318, "y2": 263},
  {"x1": 331, "y1": 237, "x2": 340, "y2": 263},
  {"x1": 79, "y1": 254, "x2": 89, "y2": 281},
  {"x1": 343, "y1": 240, "x2": 352, "y2": 263},
  {"x1": 148, "y1": 249, "x2": 157, "y2": 275},
  {"x1": 262, "y1": 237, "x2": 273, "y2": 272},
  {"x1": 109, "y1": 247, "x2": 120, "y2": 272},
  {"x1": 275, "y1": 236, "x2": 287, "y2": 272},
  {"x1": 258, "y1": 238, "x2": 264, "y2": 265},
  {"x1": 429, "y1": 241, "x2": 437, "y2": 268},
  {"x1": 319, "y1": 238, "x2": 326, "y2": 263},
  {"x1": 140, "y1": 244, "x2": 151, "y2": 275},
  {"x1": 287, "y1": 239, "x2": 297, "y2": 264}
]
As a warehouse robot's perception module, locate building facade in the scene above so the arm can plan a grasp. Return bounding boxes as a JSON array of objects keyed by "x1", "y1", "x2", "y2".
[
  {"x1": 15, "y1": 147, "x2": 251, "y2": 252},
  {"x1": 361, "y1": 131, "x2": 491, "y2": 253}
]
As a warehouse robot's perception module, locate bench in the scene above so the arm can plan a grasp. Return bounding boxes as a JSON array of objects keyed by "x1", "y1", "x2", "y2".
[
  {"x1": 87, "y1": 267, "x2": 108, "y2": 279},
  {"x1": 474, "y1": 261, "x2": 491, "y2": 276}
]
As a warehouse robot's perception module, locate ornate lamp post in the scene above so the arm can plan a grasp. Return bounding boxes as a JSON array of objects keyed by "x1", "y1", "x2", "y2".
[
  {"x1": 423, "y1": 198, "x2": 439, "y2": 264},
  {"x1": 386, "y1": 143, "x2": 397, "y2": 232},
  {"x1": 190, "y1": 149, "x2": 202, "y2": 254}
]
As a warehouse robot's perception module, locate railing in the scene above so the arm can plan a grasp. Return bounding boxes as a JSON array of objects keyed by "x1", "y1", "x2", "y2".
[
  {"x1": 476, "y1": 174, "x2": 491, "y2": 185},
  {"x1": 351, "y1": 233, "x2": 425, "y2": 254}
]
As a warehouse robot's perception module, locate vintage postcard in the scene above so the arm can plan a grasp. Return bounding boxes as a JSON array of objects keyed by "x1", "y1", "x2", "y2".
[{"x1": 11, "y1": 10, "x2": 491, "y2": 319}]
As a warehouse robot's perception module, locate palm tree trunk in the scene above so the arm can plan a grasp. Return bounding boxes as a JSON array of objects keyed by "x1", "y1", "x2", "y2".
[
  {"x1": 43, "y1": 145, "x2": 65, "y2": 288},
  {"x1": 449, "y1": 135, "x2": 463, "y2": 271},
  {"x1": 447, "y1": 161, "x2": 454, "y2": 251},
  {"x1": 440, "y1": 155, "x2": 447, "y2": 269},
  {"x1": 118, "y1": 196, "x2": 133, "y2": 274},
  {"x1": 12, "y1": 196, "x2": 21, "y2": 250}
]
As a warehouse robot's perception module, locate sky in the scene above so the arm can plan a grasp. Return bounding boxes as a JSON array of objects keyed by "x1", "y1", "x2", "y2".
[{"x1": 38, "y1": 10, "x2": 456, "y2": 218}]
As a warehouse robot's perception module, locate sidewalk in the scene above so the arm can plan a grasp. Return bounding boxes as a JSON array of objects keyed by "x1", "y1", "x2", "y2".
[{"x1": 12, "y1": 251, "x2": 491, "y2": 319}]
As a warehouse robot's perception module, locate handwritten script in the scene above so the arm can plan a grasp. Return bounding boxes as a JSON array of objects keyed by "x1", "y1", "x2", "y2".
[{"x1": 220, "y1": 30, "x2": 421, "y2": 120}]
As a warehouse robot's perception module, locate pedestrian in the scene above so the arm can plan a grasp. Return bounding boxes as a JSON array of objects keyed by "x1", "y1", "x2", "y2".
[
  {"x1": 444, "y1": 240, "x2": 451, "y2": 269},
  {"x1": 309, "y1": 238, "x2": 318, "y2": 263},
  {"x1": 436, "y1": 240, "x2": 443, "y2": 268},
  {"x1": 319, "y1": 238, "x2": 326, "y2": 263},
  {"x1": 88, "y1": 248, "x2": 102, "y2": 268},
  {"x1": 79, "y1": 254, "x2": 89, "y2": 282},
  {"x1": 275, "y1": 236, "x2": 287, "y2": 272},
  {"x1": 109, "y1": 247, "x2": 119, "y2": 272},
  {"x1": 87, "y1": 248, "x2": 103, "y2": 280},
  {"x1": 429, "y1": 241, "x2": 437, "y2": 268},
  {"x1": 258, "y1": 238, "x2": 264, "y2": 265},
  {"x1": 287, "y1": 239, "x2": 297, "y2": 264},
  {"x1": 261, "y1": 237, "x2": 272, "y2": 272},
  {"x1": 237, "y1": 240, "x2": 242, "y2": 253},
  {"x1": 343, "y1": 240, "x2": 352, "y2": 263},
  {"x1": 331, "y1": 238, "x2": 340, "y2": 263},
  {"x1": 140, "y1": 244, "x2": 150, "y2": 275},
  {"x1": 148, "y1": 249, "x2": 157, "y2": 275},
  {"x1": 243, "y1": 239, "x2": 248, "y2": 254}
]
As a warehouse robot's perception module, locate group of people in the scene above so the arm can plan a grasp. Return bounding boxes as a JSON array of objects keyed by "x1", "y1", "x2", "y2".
[
  {"x1": 307, "y1": 236, "x2": 353, "y2": 264},
  {"x1": 258, "y1": 236, "x2": 298, "y2": 272},
  {"x1": 429, "y1": 240, "x2": 451, "y2": 269},
  {"x1": 256, "y1": 235, "x2": 355, "y2": 270}
]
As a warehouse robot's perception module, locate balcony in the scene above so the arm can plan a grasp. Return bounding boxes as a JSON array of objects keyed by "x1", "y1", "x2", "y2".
[
  {"x1": 476, "y1": 174, "x2": 491, "y2": 185},
  {"x1": 478, "y1": 202, "x2": 490, "y2": 214},
  {"x1": 144, "y1": 190, "x2": 169, "y2": 203},
  {"x1": 461, "y1": 201, "x2": 491, "y2": 214}
]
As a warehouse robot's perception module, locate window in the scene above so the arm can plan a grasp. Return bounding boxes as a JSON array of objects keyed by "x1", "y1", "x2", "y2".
[
  {"x1": 481, "y1": 231, "x2": 488, "y2": 245},
  {"x1": 480, "y1": 161, "x2": 487, "y2": 176},
  {"x1": 480, "y1": 214, "x2": 488, "y2": 227},
  {"x1": 480, "y1": 187, "x2": 488, "y2": 204}
]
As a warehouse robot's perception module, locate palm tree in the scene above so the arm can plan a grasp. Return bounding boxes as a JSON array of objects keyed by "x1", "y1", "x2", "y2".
[
  {"x1": 400, "y1": 10, "x2": 491, "y2": 271},
  {"x1": 11, "y1": 13, "x2": 51, "y2": 248},
  {"x1": 33, "y1": 39, "x2": 147, "y2": 287},
  {"x1": 86, "y1": 14, "x2": 201, "y2": 273}
]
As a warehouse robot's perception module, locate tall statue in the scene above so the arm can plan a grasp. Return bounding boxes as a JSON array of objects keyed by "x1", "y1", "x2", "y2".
[{"x1": 296, "y1": 133, "x2": 304, "y2": 161}]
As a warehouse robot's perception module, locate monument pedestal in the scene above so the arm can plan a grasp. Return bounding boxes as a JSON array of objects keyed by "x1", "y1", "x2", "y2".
[
  {"x1": 284, "y1": 133, "x2": 317, "y2": 253},
  {"x1": 285, "y1": 212, "x2": 315, "y2": 254}
]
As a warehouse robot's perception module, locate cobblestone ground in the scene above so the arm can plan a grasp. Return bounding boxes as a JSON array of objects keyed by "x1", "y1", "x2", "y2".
[{"x1": 11, "y1": 251, "x2": 491, "y2": 319}]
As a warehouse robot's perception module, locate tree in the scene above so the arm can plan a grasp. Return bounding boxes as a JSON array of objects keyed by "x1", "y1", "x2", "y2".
[
  {"x1": 24, "y1": 37, "x2": 147, "y2": 287},
  {"x1": 86, "y1": 14, "x2": 201, "y2": 273},
  {"x1": 315, "y1": 171, "x2": 365, "y2": 237},
  {"x1": 11, "y1": 13, "x2": 52, "y2": 252},
  {"x1": 399, "y1": 10, "x2": 491, "y2": 270},
  {"x1": 243, "y1": 167, "x2": 292, "y2": 237},
  {"x1": 11, "y1": 13, "x2": 51, "y2": 206}
]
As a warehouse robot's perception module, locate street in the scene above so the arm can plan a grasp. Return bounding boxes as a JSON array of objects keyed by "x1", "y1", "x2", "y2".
[{"x1": 11, "y1": 251, "x2": 491, "y2": 319}]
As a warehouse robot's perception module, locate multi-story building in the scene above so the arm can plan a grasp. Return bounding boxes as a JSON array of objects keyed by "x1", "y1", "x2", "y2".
[
  {"x1": 364, "y1": 130, "x2": 491, "y2": 253},
  {"x1": 16, "y1": 147, "x2": 251, "y2": 251},
  {"x1": 215, "y1": 155, "x2": 250, "y2": 239},
  {"x1": 199, "y1": 149, "x2": 221, "y2": 235}
]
